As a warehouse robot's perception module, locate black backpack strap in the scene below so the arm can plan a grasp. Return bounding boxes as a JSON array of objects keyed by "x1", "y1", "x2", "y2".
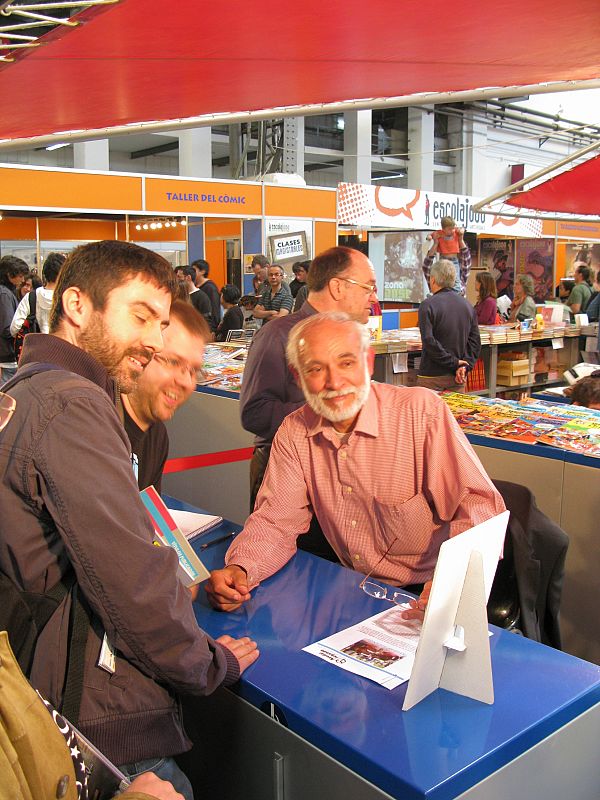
[
  {"x1": 60, "y1": 584, "x2": 94, "y2": 724},
  {"x1": 28, "y1": 289, "x2": 38, "y2": 330}
]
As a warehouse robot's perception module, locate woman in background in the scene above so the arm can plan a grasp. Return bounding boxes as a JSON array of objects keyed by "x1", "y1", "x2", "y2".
[
  {"x1": 508, "y1": 274, "x2": 537, "y2": 322},
  {"x1": 474, "y1": 271, "x2": 499, "y2": 325}
]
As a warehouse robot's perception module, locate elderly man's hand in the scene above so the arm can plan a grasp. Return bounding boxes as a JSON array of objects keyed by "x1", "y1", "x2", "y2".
[
  {"x1": 205, "y1": 565, "x2": 254, "y2": 611},
  {"x1": 400, "y1": 580, "x2": 432, "y2": 621}
]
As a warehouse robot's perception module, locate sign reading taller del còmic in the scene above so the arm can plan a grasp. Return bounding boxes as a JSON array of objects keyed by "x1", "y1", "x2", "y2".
[{"x1": 337, "y1": 183, "x2": 542, "y2": 238}]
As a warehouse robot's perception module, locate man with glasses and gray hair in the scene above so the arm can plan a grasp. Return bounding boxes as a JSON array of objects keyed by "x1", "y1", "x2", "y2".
[{"x1": 207, "y1": 312, "x2": 504, "y2": 618}]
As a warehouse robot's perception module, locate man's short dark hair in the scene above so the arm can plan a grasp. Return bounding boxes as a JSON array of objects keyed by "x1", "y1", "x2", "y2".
[
  {"x1": 50, "y1": 240, "x2": 176, "y2": 332},
  {"x1": 0, "y1": 255, "x2": 29, "y2": 289},
  {"x1": 169, "y1": 299, "x2": 210, "y2": 342},
  {"x1": 182, "y1": 266, "x2": 197, "y2": 281},
  {"x1": 251, "y1": 254, "x2": 269, "y2": 269},
  {"x1": 293, "y1": 260, "x2": 311, "y2": 275},
  {"x1": 221, "y1": 284, "x2": 241, "y2": 304},
  {"x1": 42, "y1": 252, "x2": 66, "y2": 284},
  {"x1": 191, "y1": 258, "x2": 210, "y2": 277},
  {"x1": 307, "y1": 247, "x2": 355, "y2": 292}
]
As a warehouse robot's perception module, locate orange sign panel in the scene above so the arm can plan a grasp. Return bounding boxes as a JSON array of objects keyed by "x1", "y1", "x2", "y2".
[
  {"x1": 542, "y1": 219, "x2": 600, "y2": 240},
  {"x1": 0, "y1": 167, "x2": 142, "y2": 212},
  {"x1": 145, "y1": 179, "x2": 262, "y2": 216},
  {"x1": 264, "y1": 185, "x2": 336, "y2": 219}
]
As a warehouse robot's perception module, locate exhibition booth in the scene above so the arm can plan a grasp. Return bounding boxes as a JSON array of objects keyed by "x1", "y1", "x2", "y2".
[{"x1": 0, "y1": 163, "x2": 338, "y2": 287}]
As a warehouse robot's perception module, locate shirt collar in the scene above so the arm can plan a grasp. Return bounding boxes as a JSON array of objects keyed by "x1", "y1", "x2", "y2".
[{"x1": 303, "y1": 382, "x2": 379, "y2": 440}]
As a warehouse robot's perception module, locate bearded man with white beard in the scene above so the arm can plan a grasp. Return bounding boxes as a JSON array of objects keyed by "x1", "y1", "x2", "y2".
[{"x1": 206, "y1": 312, "x2": 505, "y2": 619}]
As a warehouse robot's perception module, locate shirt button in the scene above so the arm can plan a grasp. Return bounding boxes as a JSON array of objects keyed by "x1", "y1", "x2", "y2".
[
  {"x1": 354, "y1": 554, "x2": 361, "y2": 561},
  {"x1": 351, "y1": 520, "x2": 357, "y2": 527},
  {"x1": 346, "y1": 486, "x2": 353, "y2": 494},
  {"x1": 340, "y1": 450, "x2": 347, "y2": 459}
]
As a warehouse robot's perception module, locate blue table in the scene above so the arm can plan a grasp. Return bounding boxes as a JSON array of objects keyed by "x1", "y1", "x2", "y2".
[{"x1": 169, "y1": 498, "x2": 600, "y2": 800}]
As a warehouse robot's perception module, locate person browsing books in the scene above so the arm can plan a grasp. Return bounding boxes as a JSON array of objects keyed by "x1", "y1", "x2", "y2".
[
  {"x1": 206, "y1": 312, "x2": 504, "y2": 619},
  {"x1": 121, "y1": 299, "x2": 210, "y2": 492},
  {"x1": 0, "y1": 241, "x2": 258, "y2": 800}
]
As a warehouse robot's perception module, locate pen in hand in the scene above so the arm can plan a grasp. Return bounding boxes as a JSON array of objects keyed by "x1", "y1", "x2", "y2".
[{"x1": 200, "y1": 532, "x2": 236, "y2": 550}]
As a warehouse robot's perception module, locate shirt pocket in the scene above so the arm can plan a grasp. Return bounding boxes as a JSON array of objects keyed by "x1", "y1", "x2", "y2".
[{"x1": 372, "y1": 494, "x2": 434, "y2": 556}]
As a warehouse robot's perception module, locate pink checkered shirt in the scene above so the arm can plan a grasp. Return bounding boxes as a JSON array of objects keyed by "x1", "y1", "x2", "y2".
[{"x1": 226, "y1": 383, "x2": 505, "y2": 588}]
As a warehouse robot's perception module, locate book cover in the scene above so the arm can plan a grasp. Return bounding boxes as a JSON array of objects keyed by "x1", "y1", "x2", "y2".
[{"x1": 140, "y1": 487, "x2": 210, "y2": 586}]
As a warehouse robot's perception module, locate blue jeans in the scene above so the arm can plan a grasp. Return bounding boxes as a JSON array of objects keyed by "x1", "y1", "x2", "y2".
[
  {"x1": 0, "y1": 365, "x2": 17, "y2": 387},
  {"x1": 446, "y1": 255, "x2": 462, "y2": 293},
  {"x1": 118, "y1": 756, "x2": 194, "y2": 800}
]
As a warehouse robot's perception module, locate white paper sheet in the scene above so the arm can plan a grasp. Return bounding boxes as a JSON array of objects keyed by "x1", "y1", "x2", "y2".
[{"x1": 303, "y1": 605, "x2": 422, "y2": 690}]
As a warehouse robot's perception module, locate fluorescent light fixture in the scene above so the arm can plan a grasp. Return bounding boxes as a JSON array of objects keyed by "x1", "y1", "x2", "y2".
[{"x1": 45, "y1": 143, "x2": 70, "y2": 151}]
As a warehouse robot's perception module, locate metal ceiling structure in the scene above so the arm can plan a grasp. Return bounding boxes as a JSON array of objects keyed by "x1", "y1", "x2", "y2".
[{"x1": 0, "y1": 0, "x2": 598, "y2": 151}]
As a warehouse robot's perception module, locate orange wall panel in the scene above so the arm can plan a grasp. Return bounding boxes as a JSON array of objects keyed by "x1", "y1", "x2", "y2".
[
  {"x1": 314, "y1": 221, "x2": 337, "y2": 255},
  {"x1": 399, "y1": 310, "x2": 419, "y2": 328},
  {"x1": 204, "y1": 239, "x2": 227, "y2": 289},
  {"x1": 38, "y1": 218, "x2": 117, "y2": 241},
  {"x1": 0, "y1": 217, "x2": 37, "y2": 239},
  {"x1": 0, "y1": 167, "x2": 142, "y2": 212},
  {"x1": 265, "y1": 186, "x2": 336, "y2": 219},
  {"x1": 204, "y1": 219, "x2": 242, "y2": 238}
]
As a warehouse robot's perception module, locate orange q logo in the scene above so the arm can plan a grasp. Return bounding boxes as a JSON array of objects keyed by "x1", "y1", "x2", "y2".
[
  {"x1": 375, "y1": 188, "x2": 420, "y2": 219},
  {"x1": 492, "y1": 214, "x2": 519, "y2": 228}
]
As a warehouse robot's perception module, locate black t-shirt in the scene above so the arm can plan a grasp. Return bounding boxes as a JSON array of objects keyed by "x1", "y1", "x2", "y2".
[
  {"x1": 215, "y1": 305, "x2": 244, "y2": 341},
  {"x1": 189, "y1": 288, "x2": 215, "y2": 331},
  {"x1": 122, "y1": 403, "x2": 169, "y2": 492},
  {"x1": 199, "y1": 280, "x2": 221, "y2": 327}
]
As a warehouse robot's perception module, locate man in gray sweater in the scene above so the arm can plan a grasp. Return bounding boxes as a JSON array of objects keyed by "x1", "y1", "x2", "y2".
[{"x1": 417, "y1": 258, "x2": 481, "y2": 393}]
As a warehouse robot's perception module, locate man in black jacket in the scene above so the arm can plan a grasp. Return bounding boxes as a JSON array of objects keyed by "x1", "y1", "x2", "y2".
[
  {"x1": 417, "y1": 258, "x2": 481, "y2": 393},
  {"x1": 0, "y1": 241, "x2": 258, "y2": 799}
]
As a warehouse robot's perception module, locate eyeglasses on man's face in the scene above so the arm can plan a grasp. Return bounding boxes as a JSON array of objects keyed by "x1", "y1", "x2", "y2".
[
  {"x1": 338, "y1": 276, "x2": 378, "y2": 297},
  {"x1": 0, "y1": 392, "x2": 16, "y2": 432},
  {"x1": 153, "y1": 353, "x2": 204, "y2": 383}
]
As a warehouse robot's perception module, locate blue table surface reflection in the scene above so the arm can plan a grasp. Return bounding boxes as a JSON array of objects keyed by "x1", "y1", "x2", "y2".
[{"x1": 167, "y1": 497, "x2": 600, "y2": 800}]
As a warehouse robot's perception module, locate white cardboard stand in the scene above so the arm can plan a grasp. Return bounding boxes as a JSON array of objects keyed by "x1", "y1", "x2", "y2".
[{"x1": 402, "y1": 510, "x2": 509, "y2": 711}]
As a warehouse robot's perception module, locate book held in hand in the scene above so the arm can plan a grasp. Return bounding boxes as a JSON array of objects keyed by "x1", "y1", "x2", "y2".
[{"x1": 140, "y1": 486, "x2": 210, "y2": 587}]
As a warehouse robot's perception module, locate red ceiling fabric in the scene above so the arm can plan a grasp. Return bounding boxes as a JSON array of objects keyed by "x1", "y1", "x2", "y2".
[
  {"x1": 506, "y1": 154, "x2": 600, "y2": 215},
  {"x1": 0, "y1": 0, "x2": 599, "y2": 141}
]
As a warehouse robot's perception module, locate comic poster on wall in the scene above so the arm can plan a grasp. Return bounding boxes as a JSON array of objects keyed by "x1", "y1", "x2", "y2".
[
  {"x1": 516, "y1": 238, "x2": 555, "y2": 302},
  {"x1": 478, "y1": 239, "x2": 515, "y2": 298},
  {"x1": 370, "y1": 231, "x2": 429, "y2": 302},
  {"x1": 564, "y1": 242, "x2": 600, "y2": 278}
]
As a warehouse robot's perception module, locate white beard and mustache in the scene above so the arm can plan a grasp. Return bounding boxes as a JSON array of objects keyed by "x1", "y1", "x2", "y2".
[{"x1": 299, "y1": 363, "x2": 371, "y2": 424}]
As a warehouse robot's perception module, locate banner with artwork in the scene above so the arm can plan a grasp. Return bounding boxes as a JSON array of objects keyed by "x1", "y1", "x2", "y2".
[
  {"x1": 337, "y1": 183, "x2": 542, "y2": 238},
  {"x1": 478, "y1": 239, "x2": 515, "y2": 298},
  {"x1": 516, "y1": 238, "x2": 555, "y2": 302},
  {"x1": 370, "y1": 231, "x2": 428, "y2": 302}
]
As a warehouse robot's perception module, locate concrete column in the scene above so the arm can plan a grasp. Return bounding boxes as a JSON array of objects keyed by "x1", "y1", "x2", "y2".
[
  {"x1": 179, "y1": 127, "x2": 212, "y2": 178},
  {"x1": 73, "y1": 139, "x2": 109, "y2": 171},
  {"x1": 462, "y1": 114, "x2": 488, "y2": 196},
  {"x1": 282, "y1": 117, "x2": 304, "y2": 176},
  {"x1": 343, "y1": 110, "x2": 371, "y2": 184},
  {"x1": 407, "y1": 107, "x2": 434, "y2": 191}
]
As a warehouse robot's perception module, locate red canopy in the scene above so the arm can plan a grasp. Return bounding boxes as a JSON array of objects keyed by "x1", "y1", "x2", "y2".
[
  {"x1": 0, "y1": 0, "x2": 599, "y2": 143},
  {"x1": 506, "y1": 154, "x2": 600, "y2": 215}
]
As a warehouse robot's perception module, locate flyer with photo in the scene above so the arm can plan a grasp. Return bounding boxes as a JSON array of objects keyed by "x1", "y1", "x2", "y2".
[{"x1": 303, "y1": 606, "x2": 422, "y2": 690}]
